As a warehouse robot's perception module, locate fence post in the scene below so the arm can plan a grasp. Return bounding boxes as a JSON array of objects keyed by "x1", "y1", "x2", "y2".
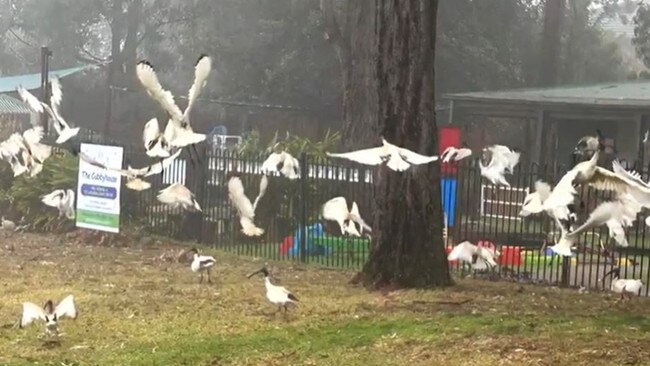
[
  {"x1": 299, "y1": 152, "x2": 308, "y2": 263},
  {"x1": 560, "y1": 257, "x2": 570, "y2": 287},
  {"x1": 40, "y1": 46, "x2": 51, "y2": 134},
  {"x1": 197, "y1": 144, "x2": 208, "y2": 244}
]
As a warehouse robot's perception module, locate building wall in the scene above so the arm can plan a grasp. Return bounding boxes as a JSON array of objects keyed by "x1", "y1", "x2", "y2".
[
  {"x1": 0, "y1": 113, "x2": 29, "y2": 138},
  {"x1": 615, "y1": 117, "x2": 641, "y2": 164}
]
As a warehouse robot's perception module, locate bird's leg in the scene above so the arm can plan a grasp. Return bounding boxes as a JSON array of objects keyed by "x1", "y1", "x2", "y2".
[
  {"x1": 158, "y1": 157, "x2": 165, "y2": 180},
  {"x1": 199, "y1": 272, "x2": 203, "y2": 284},
  {"x1": 191, "y1": 144, "x2": 201, "y2": 164},
  {"x1": 187, "y1": 146, "x2": 196, "y2": 167},
  {"x1": 207, "y1": 268, "x2": 212, "y2": 284},
  {"x1": 276, "y1": 306, "x2": 282, "y2": 314}
]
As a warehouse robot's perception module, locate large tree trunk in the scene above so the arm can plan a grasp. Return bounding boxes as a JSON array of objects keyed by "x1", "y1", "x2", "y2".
[
  {"x1": 353, "y1": 0, "x2": 450, "y2": 288},
  {"x1": 321, "y1": 0, "x2": 377, "y2": 149},
  {"x1": 105, "y1": 0, "x2": 124, "y2": 138},
  {"x1": 539, "y1": 0, "x2": 565, "y2": 86}
]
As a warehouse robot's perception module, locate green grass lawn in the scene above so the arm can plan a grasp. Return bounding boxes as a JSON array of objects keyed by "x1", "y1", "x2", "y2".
[{"x1": 1, "y1": 233, "x2": 650, "y2": 365}]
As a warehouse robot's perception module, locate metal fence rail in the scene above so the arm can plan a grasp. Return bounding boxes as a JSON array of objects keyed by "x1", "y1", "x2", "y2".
[
  {"x1": 20, "y1": 125, "x2": 648, "y2": 296},
  {"x1": 119, "y1": 146, "x2": 650, "y2": 296}
]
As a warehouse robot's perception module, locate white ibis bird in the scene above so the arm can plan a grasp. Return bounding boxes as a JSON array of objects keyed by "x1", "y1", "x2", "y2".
[
  {"x1": 136, "y1": 55, "x2": 211, "y2": 162},
  {"x1": 440, "y1": 145, "x2": 472, "y2": 163},
  {"x1": 518, "y1": 181, "x2": 552, "y2": 218},
  {"x1": 48, "y1": 77, "x2": 81, "y2": 144},
  {"x1": 17, "y1": 79, "x2": 80, "y2": 145},
  {"x1": 189, "y1": 248, "x2": 216, "y2": 284},
  {"x1": 549, "y1": 155, "x2": 650, "y2": 256},
  {"x1": 156, "y1": 183, "x2": 202, "y2": 212},
  {"x1": 479, "y1": 145, "x2": 520, "y2": 187},
  {"x1": 41, "y1": 189, "x2": 75, "y2": 219},
  {"x1": 574, "y1": 130, "x2": 604, "y2": 158},
  {"x1": 19, "y1": 295, "x2": 77, "y2": 337},
  {"x1": 0, "y1": 127, "x2": 51, "y2": 178},
  {"x1": 260, "y1": 151, "x2": 300, "y2": 180},
  {"x1": 142, "y1": 118, "x2": 171, "y2": 158},
  {"x1": 1, "y1": 217, "x2": 16, "y2": 231},
  {"x1": 0, "y1": 136, "x2": 29, "y2": 177},
  {"x1": 326, "y1": 138, "x2": 438, "y2": 172},
  {"x1": 561, "y1": 193, "x2": 639, "y2": 249},
  {"x1": 541, "y1": 151, "x2": 600, "y2": 255},
  {"x1": 247, "y1": 267, "x2": 298, "y2": 314},
  {"x1": 321, "y1": 196, "x2": 371, "y2": 237},
  {"x1": 227, "y1": 174, "x2": 268, "y2": 236},
  {"x1": 447, "y1": 241, "x2": 499, "y2": 271},
  {"x1": 80, "y1": 148, "x2": 182, "y2": 191},
  {"x1": 600, "y1": 267, "x2": 644, "y2": 300}
]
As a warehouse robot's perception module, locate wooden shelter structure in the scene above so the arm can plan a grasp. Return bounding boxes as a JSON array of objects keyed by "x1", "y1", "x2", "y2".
[{"x1": 444, "y1": 81, "x2": 650, "y2": 170}]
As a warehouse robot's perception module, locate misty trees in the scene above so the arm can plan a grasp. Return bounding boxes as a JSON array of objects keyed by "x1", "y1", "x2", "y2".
[
  {"x1": 633, "y1": 4, "x2": 650, "y2": 69},
  {"x1": 0, "y1": 0, "x2": 341, "y2": 138},
  {"x1": 540, "y1": 0, "x2": 566, "y2": 86},
  {"x1": 328, "y1": 0, "x2": 449, "y2": 288}
]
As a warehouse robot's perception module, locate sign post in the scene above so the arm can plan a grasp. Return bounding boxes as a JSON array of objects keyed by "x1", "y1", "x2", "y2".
[{"x1": 76, "y1": 143, "x2": 123, "y2": 233}]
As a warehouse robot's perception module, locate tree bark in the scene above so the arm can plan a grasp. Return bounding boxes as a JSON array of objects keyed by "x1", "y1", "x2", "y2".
[
  {"x1": 352, "y1": 0, "x2": 450, "y2": 288},
  {"x1": 122, "y1": 0, "x2": 142, "y2": 81},
  {"x1": 105, "y1": 0, "x2": 124, "y2": 138},
  {"x1": 321, "y1": 0, "x2": 377, "y2": 149},
  {"x1": 539, "y1": 0, "x2": 566, "y2": 86}
]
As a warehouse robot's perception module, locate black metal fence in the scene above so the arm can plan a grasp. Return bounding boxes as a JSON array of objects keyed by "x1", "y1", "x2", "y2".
[
  {"x1": 117, "y1": 146, "x2": 650, "y2": 296},
  {"x1": 21, "y1": 123, "x2": 648, "y2": 296},
  {"x1": 128, "y1": 147, "x2": 375, "y2": 269}
]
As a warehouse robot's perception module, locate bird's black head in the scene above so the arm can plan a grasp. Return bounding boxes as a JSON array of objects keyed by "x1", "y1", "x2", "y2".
[
  {"x1": 137, "y1": 60, "x2": 154, "y2": 68},
  {"x1": 225, "y1": 170, "x2": 241, "y2": 181},
  {"x1": 189, "y1": 247, "x2": 199, "y2": 255},
  {"x1": 196, "y1": 54, "x2": 209, "y2": 65},
  {"x1": 480, "y1": 148, "x2": 492, "y2": 166},
  {"x1": 43, "y1": 300, "x2": 54, "y2": 314}
]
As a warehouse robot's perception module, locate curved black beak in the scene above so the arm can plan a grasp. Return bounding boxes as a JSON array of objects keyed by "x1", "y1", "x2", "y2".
[
  {"x1": 247, "y1": 269, "x2": 263, "y2": 279},
  {"x1": 246, "y1": 267, "x2": 268, "y2": 278},
  {"x1": 601, "y1": 267, "x2": 620, "y2": 281}
]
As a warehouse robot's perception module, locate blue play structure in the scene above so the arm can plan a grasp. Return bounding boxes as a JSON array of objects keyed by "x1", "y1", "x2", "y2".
[
  {"x1": 287, "y1": 223, "x2": 332, "y2": 257},
  {"x1": 440, "y1": 178, "x2": 456, "y2": 227}
]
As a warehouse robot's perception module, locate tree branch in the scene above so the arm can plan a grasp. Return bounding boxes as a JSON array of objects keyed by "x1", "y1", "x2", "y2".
[
  {"x1": 78, "y1": 45, "x2": 109, "y2": 63},
  {"x1": 8, "y1": 28, "x2": 36, "y2": 48},
  {"x1": 74, "y1": 53, "x2": 106, "y2": 65}
]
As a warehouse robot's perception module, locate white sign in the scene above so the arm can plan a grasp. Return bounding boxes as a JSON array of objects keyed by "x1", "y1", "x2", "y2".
[{"x1": 76, "y1": 143, "x2": 124, "y2": 233}]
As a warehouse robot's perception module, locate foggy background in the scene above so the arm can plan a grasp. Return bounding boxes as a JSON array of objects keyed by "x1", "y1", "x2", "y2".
[{"x1": 0, "y1": 0, "x2": 648, "y2": 147}]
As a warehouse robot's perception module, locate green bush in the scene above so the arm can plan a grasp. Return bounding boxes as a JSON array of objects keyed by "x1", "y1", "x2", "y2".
[{"x1": 4, "y1": 151, "x2": 78, "y2": 231}]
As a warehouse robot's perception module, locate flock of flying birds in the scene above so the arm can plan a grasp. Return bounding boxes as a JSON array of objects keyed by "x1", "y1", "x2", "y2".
[
  {"x1": 445, "y1": 133, "x2": 647, "y2": 299},
  {"x1": 226, "y1": 136, "x2": 522, "y2": 239},
  {"x1": 13, "y1": 135, "x2": 507, "y2": 338},
  {"x1": 4, "y1": 55, "x2": 648, "y2": 334},
  {"x1": 1, "y1": 54, "x2": 302, "y2": 338},
  {"x1": 0, "y1": 55, "x2": 216, "y2": 218}
]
